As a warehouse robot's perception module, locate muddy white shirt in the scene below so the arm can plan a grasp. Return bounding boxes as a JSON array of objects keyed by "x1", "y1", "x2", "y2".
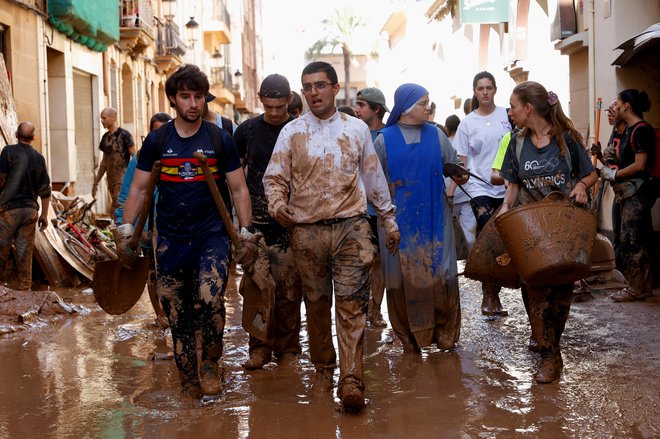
[{"x1": 263, "y1": 110, "x2": 398, "y2": 234}]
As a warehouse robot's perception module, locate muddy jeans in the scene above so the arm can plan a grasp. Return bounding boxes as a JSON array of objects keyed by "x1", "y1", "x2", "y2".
[
  {"x1": 523, "y1": 283, "x2": 572, "y2": 358},
  {"x1": 470, "y1": 196, "x2": 503, "y2": 298},
  {"x1": 290, "y1": 216, "x2": 374, "y2": 392},
  {"x1": 612, "y1": 184, "x2": 654, "y2": 296},
  {"x1": 249, "y1": 223, "x2": 302, "y2": 359},
  {"x1": 0, "y1": 208, "x2": 38, "y2": 290},
  {"x1": 156, "y1": 233, "x2": 230, "y2": 386}
]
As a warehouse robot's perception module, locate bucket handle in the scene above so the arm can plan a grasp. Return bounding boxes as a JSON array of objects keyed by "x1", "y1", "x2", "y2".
[
  {"x1": 542, "y1": 191, "x2": 591, "y2": 211},
  {"x1": 542, "y1": 191, "x2": 567, "y2": 203}
]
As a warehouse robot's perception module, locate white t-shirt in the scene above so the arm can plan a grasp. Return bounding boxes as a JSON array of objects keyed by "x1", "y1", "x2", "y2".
[{"x1": 453, "y1": 106, "x2": 510, "y2": 199}]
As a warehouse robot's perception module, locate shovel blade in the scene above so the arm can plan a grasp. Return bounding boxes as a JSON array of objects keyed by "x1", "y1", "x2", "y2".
[{"x1": 93, "y1": 258, "x2": 150, "y2": 315}]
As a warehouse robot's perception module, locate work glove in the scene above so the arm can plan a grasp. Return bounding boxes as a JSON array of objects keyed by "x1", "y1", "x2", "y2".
[
  {"x1": 590, "y1": 142, "x2": 603, "y2": 160},
  {"x1": 234, "y1": 226, "x2": 262, "y2": 271},
  {"x1": 113, "y1": 223, "x2": 138, "y2": 269},
  {"x1": 598, "y1": 166, "x2": 617, "y2": 182}
]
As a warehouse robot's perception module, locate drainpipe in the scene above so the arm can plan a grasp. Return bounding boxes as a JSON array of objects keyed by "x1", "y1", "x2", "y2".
[{"x1": 586, "y1": 0, "x2": 596, "y2": 146}]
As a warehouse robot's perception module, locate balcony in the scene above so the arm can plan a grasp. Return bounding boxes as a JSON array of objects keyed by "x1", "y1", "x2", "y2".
[
  {"x1": 154, "y1": 20, "x2": 186, "y2": 74},
  {"x1": 203, "y1": 2, "x2": 231, "y2": 54},
  {"x1": 119, "y1": 0, "x2": 155, "y2": 55},
  {"x1": 209, "y1": 66, "x2": 235, "y2": 104}
]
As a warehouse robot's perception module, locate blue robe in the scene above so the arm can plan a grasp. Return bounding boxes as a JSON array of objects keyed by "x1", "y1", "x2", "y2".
[{"x1": 379, "y1": 123, "x2": 460, "y2": 347}]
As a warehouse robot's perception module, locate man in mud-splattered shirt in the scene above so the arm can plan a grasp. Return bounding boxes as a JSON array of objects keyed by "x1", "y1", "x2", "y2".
[
  {"x1": 92, "y1": 107, "x2": 135, "y2": 219},
  {"x1": 0, "y1": 122, "x2": 51, "y2": 290},
  {"x1": 263, "y1": 61, "x2": 400, "y2": 413}
]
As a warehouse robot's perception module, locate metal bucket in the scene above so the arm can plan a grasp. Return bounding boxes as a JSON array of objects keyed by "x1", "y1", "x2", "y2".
[
  {"x1": 494, "y1": 197, "x2": 597, "y2": 287},
  {"x1": 464, "y1": 216, "x2": 521, "y2": 289}
]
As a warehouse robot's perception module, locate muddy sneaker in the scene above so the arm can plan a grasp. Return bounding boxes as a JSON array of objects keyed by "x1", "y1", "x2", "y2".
[
  {"x1": 533, "y1": 354, "x2": 563, "y2": 384},
  {"x1": 180, "y1": 382, "x2": 201, "y2": 399},
  {"x1": 339, "y1": 378, "x2": 366, "y2": 413},
  {"x1": 528, "y1": 338, "x2": 541, "y2": 352},
  {"x1": 312, "y1": 368, "x2": 334, "y2": 393},
  {"x1": 243, "y1": 350, "x2": 272, "y2": 370},
  {"x1": 610, "y1": 288, "x2": 645, "y2": 302},
  {"x1": 155, "y1": 315, "x2": 169, "y2": 330},
  {"x1": 200, "y1": 361, "x2": 222, "y2": 396},
  {"x1": 368, "y1": 308, "x2": 388, "y2": 328}
]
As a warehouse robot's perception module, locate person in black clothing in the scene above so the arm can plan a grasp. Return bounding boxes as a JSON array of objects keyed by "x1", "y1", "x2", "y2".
[
  {"x1": 233, "y1": 73, "x2": 302, "y2": 370},
  {"x1": 0, "y1": 122, "x2": 51, "y2": 290},
  {"x1": 92, "y1": 107, "x2": 135, "y2": 219},
  {"x1": 599, "y1": 89, "x2": 655, "y2": 302}
]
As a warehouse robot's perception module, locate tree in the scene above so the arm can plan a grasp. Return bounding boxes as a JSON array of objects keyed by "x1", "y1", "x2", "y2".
[{"x1": 306, "y1": 7, "x2": 365, "y2": 105}]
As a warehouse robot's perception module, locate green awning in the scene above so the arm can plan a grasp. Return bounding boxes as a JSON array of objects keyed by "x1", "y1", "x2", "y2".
[{"x1": 48, "y1": 0, "x2": 119, "y2": 52}]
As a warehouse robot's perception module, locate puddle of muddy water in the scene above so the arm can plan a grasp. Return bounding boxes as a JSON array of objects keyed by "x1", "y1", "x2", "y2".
[{"x1": 0, "y1": 273, "x2": 658, "y2": 438}]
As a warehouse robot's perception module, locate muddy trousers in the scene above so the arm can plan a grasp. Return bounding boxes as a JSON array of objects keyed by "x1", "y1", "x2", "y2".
[
  {"x1": 248, "y1": 238, "x2": 303, "y2": 359},
  {"x1": 249, "y1": 224, "x2": 302, "y2": 360},
  {"x1": 612, "y1": 186, "x2": 654, "y2": 296},
  {"x1": 470, "y1": 196, "x2": 504, "y2": 304},
  {"x1": 367, "y1": 216, "x2": 384, "y2": 311},
  {"x1": 523, "y1": 284, "x2": 572, "y2": 358},
  {"x1": 156, "y1": 234, "x2": 230, "y2": 387},
  {"x1": 291, "y1": 217, "x2": 374, "y2": 393},
  {"x1": 0, "y1": 208, "x2": 38, "y2": 290}
]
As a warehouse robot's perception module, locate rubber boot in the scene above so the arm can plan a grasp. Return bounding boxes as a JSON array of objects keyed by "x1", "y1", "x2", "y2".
[
  {"x1": 243, "y1": 347, "x2": 272, "y2": 370},
  {"x1": 368, "y1": 297, "x2": 387, "y2": 327}
]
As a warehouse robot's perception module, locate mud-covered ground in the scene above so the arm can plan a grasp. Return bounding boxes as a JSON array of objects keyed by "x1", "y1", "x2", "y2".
[{"x1": 0, "y1": 271, "x2": 658, "y2": 438}]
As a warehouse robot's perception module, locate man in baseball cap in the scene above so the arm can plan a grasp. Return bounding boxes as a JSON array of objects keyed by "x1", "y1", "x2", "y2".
[
  {"x1": 233, "y1": 73, "x2": 301, "y2": 371},
  {"x1": 353, "y1": 86, "x2": 390, "y2": 329},
  {"x1": 259, "y1": 73, "x2": 291, "y2": 99}
]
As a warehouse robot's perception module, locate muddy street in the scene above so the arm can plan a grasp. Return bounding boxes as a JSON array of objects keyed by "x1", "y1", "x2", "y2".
[{"x1": 0, "y1": 271, "x2": 658, "y2": 438}]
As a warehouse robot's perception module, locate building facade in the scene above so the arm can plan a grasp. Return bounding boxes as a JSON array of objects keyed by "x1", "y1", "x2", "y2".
[{"x1": 0, "y1": 0, "x2": 260, "y2": 214}]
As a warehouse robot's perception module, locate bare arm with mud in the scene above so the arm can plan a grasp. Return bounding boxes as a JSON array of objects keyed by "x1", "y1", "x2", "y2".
[
  {"x1": 226, "y1": 168, "x2": 252, "y2": 227},
  {"x1": 92, "y1": 154, "x2": 107, "y2": 197},
  {"x1": 263, "y1": 133, "x2": 292, "y2": 227},
  {"x1": 498, "y1": 182, "x2": 520, "y2": 216}
]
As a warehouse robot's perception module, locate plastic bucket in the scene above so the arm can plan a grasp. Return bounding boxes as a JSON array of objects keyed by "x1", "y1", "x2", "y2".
[
  {"x1": 494, "y1": 198, "x2": 597, "y2": 287},
  {"x1": 464, "y1": 216, "x2": 521, "y2": 289}
]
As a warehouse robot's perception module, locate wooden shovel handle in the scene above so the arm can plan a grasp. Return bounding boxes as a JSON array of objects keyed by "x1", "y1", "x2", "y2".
[
  {"x1": 130, "y1": 160, "x2": 161, "y2": 249},
  {"x1": 193, "y1": 152, "x2": 239, "y2": 246}
]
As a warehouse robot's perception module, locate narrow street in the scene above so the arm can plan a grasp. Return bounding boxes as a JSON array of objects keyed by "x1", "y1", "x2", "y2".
[{"x1": 0, "y1": 272, "x2": 658, "y2": 438}]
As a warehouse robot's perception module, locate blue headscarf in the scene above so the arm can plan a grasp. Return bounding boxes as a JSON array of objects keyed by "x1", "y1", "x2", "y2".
[{"x1": 385, "y1": 83, "x2": 429, "y2": 127}]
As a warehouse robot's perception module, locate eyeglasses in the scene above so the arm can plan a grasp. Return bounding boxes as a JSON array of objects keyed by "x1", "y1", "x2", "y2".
[{"x1": 301, "y1": 81, "x2": 335, "y2": 94}]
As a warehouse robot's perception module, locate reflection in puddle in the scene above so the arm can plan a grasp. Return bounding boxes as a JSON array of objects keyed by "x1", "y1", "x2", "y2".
[{"x1": 0, "y1": 275, "x2": 657, "y2": 437}]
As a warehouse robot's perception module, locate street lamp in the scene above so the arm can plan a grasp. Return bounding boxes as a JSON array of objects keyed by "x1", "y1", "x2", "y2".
[
  {"x1": 211, "y1": 48, "x2": 223, "y2": 85},
  {"x1": 185, "y1": 17, "x2": 199, "y2": 30}
]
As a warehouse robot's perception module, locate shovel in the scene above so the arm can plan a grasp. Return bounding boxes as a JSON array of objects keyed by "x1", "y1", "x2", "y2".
[
  {"x1": 193, "y1": 152, "x2": 276, "y2": 342},
  {"x1": 443, "y1": 162, "x2": 493, "y2": 187},
  {"x1": 93, "y1": 161, "x2": 161, "y2": 315}
]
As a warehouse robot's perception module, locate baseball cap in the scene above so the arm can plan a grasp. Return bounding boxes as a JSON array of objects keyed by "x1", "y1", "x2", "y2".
[
  {"x1": 259, "y1": 74, "x2": 291, "y2": 99},
  {"x1": 205, "y1": 93, "x2": 216, "y2": 103},
  {"x1": 357, "y1": 87, "x2": 390, "y2": 113}
]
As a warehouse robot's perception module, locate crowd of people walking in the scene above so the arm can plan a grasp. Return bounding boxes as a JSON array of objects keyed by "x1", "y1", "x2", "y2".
[{"x1": 1, "y1": 58, "x2": 656, "y2": 414}]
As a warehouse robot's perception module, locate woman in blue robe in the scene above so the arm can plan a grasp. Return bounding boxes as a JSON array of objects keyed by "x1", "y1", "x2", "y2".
[{"x1": 374, "y1": 84, "x2": 466, "y2": 351}]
